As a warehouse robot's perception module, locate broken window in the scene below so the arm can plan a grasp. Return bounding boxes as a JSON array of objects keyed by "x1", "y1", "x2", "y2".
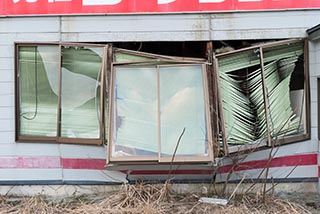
[
  {"x1": 15, "y1": 39, "x2": 309, "y2": 162},
  {"x1": 215, "y1": 39, "x2": 310, "y2": 154},
  {"x1": 16, "y1": 43, "x2": 106, "y2": 144},
  {"x1": 108, "y1": 49, "x2": 213, "y2": 163}
]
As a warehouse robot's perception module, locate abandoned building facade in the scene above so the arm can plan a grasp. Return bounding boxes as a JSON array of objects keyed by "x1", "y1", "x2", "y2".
[{"x1": 0, "y1": 0, "x2": 320, "y2": 195}]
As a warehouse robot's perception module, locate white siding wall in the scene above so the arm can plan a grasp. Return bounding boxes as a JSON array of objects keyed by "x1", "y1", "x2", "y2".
[{"x1": 0, "y1": 10, "x2": 319, "y2": 188}]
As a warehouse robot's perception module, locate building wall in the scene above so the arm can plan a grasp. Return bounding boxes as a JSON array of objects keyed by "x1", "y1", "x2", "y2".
[{"x1": 0, "y1": 10, "x2": 320, "y2": 194}]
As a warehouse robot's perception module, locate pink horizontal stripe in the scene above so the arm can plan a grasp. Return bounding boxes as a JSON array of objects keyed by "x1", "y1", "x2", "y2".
[
  {"x1": 0, "y1": 157, "x2": 61, "y2": 169},
  {"x1": 0, "y1": 157, "x2": 106, "y2": 170},
  {"x1": 0, "y1": 154, "x2": 316, "y2": 175}
]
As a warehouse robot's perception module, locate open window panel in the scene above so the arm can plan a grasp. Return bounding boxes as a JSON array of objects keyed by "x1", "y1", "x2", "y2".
[
  {"x1": 108, "y1": 49, "x2": 213, "y2": 164},
  {"x1": 215, "y1": 39, "x2": 310, "y2": 155},
  {"x1": 15, "y1": 43, "x2": 107, "y2": 145}
]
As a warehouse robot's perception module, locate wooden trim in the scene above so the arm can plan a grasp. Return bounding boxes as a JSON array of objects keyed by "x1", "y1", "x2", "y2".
[
  {"x1": 215, "y1": 38, "x2": 303, "y2": 58},
  {"x1": 202, "y1": 64, "x2": 214, "y2": 162},
  {"x1": 159, "y1": 155, "x2": 211, "y2": 163},
  {"x1": 259, "y1": 47, "x2": 272, "y2": 147},
  {"x1": 14, "y1": 44, "x2": 20, "y2": 142},
  {"x1": 113, "y1": 60, "x2": 207, "y2": 66},
  {"x1": 14, "y1": 42, "x2": 60, "y2": 46},
  {"x1": 107, "y1": 60, "x2": 116, "y2": 163},
  {"x1": 206, "y1": 42, "x2": 219, "y2": 156},
  {"x1": 17, "y1": 136, "x2": 57, "y2": 142},
  {"x1": 157, "y1": 65, "x2": 161, "y2": 162},
  {"x1": 114, "y1": 48, "x2": 206, "y2": 62},
  {"x1": 304, "y1": 40, "x2": 311, "y2": 141},
  {"x1": 98, "y1": 46, "x2": 107, "y2": 145},
  {"x1": 14, "y1": 42, "x2": 105, "y2": 48},
  {"x1": 213, "y1": 56, "x2": 228, "y2": 155},
  {"x1": 57, "y1": 137, "x2": 102, "y2": 145},
  {"x1": 110, "y1": 156, "x2": 159, "y2": 162},
  {"x1": 57, "y1": 44, "x2": 62, "y2": 138},
  {"x1": 273, "y1": 133, "x2": 310, "y2": 146}
]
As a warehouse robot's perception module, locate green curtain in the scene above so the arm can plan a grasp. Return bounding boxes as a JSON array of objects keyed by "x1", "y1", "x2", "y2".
[
  {"x1": 19, "y1": 45, "x2": 59, "y2": 137},
  {"x1": 218, "y1": 41, "x2": 304, "y2": 146}
]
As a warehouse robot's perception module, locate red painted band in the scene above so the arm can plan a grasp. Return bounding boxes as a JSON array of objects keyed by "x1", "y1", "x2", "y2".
[
  {"x1": 61, "y1": 158, "x2": 106, "y2": 170},
  {"x1": 0, "y1": 154, "x2": 317, "y2": 174},
  {"x1": 127, "y1": 154, "x2": 317, "y2": 175},
  {"x1": 1, "y1": 0, "x2": 320, "y2": 16},
  {"x1": 217, "y1": 154, "x2": 317, "y2": 174}
]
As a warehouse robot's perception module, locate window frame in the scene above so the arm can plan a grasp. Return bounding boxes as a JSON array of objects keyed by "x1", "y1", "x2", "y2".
[
  {"x1": 14, "y1": 39, "x2": 310, "y2": 160},
  {"x1": 15, "y1": 42, "x2": 107, "y2": 145},
  {"x1": 214, "y1": 38, "x2": 311, "y2": 155},
  {"x1": 107, "y1": 59, "x2": 213, "y2": 163}
]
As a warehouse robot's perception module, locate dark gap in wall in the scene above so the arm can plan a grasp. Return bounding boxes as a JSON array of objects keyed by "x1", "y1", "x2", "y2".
[
  {"x1": 112, "y1": 41, "x2": 208, "y2": 58},
  {"x1": 290, "y1": 54, "x2": 305, "y2": 90}
]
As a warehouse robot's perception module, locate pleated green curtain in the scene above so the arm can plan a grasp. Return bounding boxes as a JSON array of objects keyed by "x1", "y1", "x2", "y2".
[{"x1": 218, "y1": 41, "x2": 304, "y2": 146}]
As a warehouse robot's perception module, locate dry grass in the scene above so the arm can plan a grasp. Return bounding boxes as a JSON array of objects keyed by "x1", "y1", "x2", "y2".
[{"x1": 0, "y1": 183, "x2": 314, "y2": 214}]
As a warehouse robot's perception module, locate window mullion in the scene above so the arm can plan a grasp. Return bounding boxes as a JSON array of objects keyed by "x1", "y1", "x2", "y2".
[
  {"x1": 214, "y1": 56, "x2": 229, "y2": 156},
  {"x1": 202, "y1": 64, "x2": 214, "y2": 162},
  {"x1": 157, "y1": 65, "x2": 161, "y2": 162},
  {"x1": 98, "y1": 46, "x2": 107, "y2": 144},
  {"x1": 259, "y1": 47, "x2": 272, "y2": 147},
  {"x1": 56, "y1": 44, "x2": 62, "y2": 141}
]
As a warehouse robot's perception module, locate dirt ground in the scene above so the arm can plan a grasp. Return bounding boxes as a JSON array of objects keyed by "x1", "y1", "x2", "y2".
[{"x1": 0, "y1": 183, "x2": 319, "y2": 214}]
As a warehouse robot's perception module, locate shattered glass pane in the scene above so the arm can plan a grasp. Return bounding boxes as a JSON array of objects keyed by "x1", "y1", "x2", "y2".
[{"x1": 60, "y1": 46, "x2": 103, "y2": 139}]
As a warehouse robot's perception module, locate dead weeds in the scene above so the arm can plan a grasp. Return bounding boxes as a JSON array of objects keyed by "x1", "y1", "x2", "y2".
[{"x1": 0, "y1": 183, "x2": 315, "y2": 214}]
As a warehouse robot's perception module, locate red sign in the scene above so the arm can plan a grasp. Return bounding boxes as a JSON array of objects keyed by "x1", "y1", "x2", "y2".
[{"x1": 1, "y1": 0, "x2": 320, "y2": 16}]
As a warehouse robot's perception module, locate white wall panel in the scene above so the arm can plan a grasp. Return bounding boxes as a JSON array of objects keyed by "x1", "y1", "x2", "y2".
[
  {"x1": 0, "y1": 70, "x2": 14, "y2": 83},
  {"x1": 0, "y1": 107, "x2": 13, "y2": 119},
  {"x1": 62, "y1": 15, "x2": 210, "y2": 32},
  {"x1": 0, "y1": 169, "x2": 62, "y2": 181},
  {"x1": 0, "y1": 45, "x2": 13, "y2": 58},
  {"x1": 0, "y1": 94, "x2": 13, "y2": 107},
  {"x1": 62, "y1": 169, "x2": 127, "y2": 183},
  {"x1": 215, "y1": 165, "x2": 318, "y2": 183},
  {"x1": 0, "y1": 58, "x2": 14, "y2": 70},
  {"x1": 0, "y1": 143, "x2": 60, "y2": 156},
  {"x1": 59, "y1": 144, "x2": 107, "y2": 159},
  {"x1": 0, "y1": 33, "x2": 60, "y2": 46},
  {"x1": 0, "y1": 119, "x2": 14, "y2": 132},
  {"x1": 0, "y1": 82, "x2": 13, "y2": 95},
  {"x1": 0, "y1": 132, "x2": 14, "y2": 144},
  {"x1": 0, "y1": 17, "x2": 60, "y2": 33}
]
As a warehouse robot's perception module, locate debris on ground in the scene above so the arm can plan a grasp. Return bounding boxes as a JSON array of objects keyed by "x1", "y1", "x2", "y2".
[{"x1": 0, "y1": 183, "x2": 317, "y2": 214}]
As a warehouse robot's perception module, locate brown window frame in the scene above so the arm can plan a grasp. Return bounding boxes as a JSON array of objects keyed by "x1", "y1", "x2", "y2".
[
  {"x1": 107, "y1": 50, "x2": 213, "y2": 164},
  {"x1": 213, "y1": 38, "x2": 311, "y2": 155},
  {"x1": 15, "y1": 42, "x2": 107, "y2": 145},
  {"x1": 14, "y1": 39, "x2": 310, "y2": 160}
]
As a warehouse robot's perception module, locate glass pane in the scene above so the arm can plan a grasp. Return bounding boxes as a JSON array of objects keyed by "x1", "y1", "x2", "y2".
[
  {"x1": 112, "y1": 67, "x2": 158, "y2": 157},
  {"x1": 159, "y1": 65, "x2": 208, "y2": 157},
  {"x1": 19, "y1": 45, "x2": 59, "y2": 137},
  {"x1": 60, "y1": 46, "x2": 103, "y2": 139},
  {"x1": 263, "y1": 41, "x2": 306, "y2": 138}
]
